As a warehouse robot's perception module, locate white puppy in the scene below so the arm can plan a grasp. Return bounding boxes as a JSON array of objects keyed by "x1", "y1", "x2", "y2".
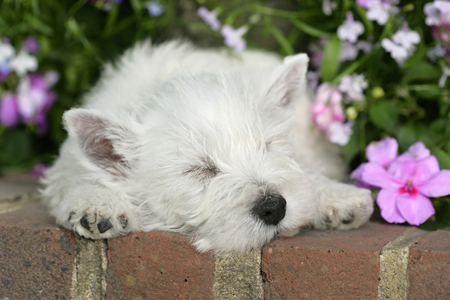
[{"x1": 41, "y1": 40, "x2": 373, "y2": 254}]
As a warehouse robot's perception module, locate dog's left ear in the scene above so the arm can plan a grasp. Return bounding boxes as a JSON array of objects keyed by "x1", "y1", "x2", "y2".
[{"x1": 266, "y1": 53, "x2": 309, "y2": 107}]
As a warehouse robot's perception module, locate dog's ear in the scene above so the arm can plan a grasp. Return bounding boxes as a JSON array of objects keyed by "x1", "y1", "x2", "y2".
[
  {"x1": 63, "y1": 108, "x2": 142, "y2": 177},
  {"x1": 267, "y1": 53, "x2": 309, "y2": 107}
]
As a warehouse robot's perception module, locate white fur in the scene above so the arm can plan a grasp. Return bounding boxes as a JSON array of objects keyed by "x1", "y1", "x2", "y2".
[{"x1": 41, "y1": 40, "x2": 373, "y2": 254}]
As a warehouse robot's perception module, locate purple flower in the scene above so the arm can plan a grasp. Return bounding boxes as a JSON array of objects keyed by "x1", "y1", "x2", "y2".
[
  {"x1": 337, "y1": 12, "x2": 364, "y2": 43},
  {"x1": 146, "y1": 1, "x2": 165, "y2": 17},
  {"x1": 357, "y1": 0, "x2": 370, "y2": 8},
  {"x1": 16, "y1": 72, "x2": 58, "y2": 133},
  {"x1": 0, "y1": 60, "x2": 11, "y2": 81},
  {"x1": 221, "y1": 25, "x2": 247, "y2": 51},
  {"x1": 361, "y1": 155, "x2": 450, "y2": 225},
  {"x1": 30, "y1": 163, "x2": 49, "y2": 177},
  {"x1": 198, "y1": 7, "x2": 221, "y2": 30},
  {"x1": 22, "y1": 36, "x2": 40, "y2": 54},
  {"x1": 0, "y1": 94, "x2": 20, "y2": 127}
]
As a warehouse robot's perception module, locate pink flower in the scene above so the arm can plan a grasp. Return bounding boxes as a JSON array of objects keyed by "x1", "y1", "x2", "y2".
[
  {"x1": 337, "y1": 12, "x2": 364, "y2": 43},
  {"x1": 221, "y1": 25, "x2": 247, "y2": 51},
  {"x1": 198, "y1": 7, "x2": 221, "y2": 30},
  {"x1": 351, "y1": 137, "x2": 398, "y2": 187},
  {"x1": 361, "y1": 156, "x2": 450, "y2": 225},
  {"x1": 311, "y1": 83, "x2": 344, "y2": 132},
  {"x1": 396, "y1": 142, "x2": 430, "y2": 162},
  {"x1": 0, "y1": 93, "x2": 20, "y2": 127},
  {"x1": 367, "y1": 137, "x2": 399, "y2": 167}
]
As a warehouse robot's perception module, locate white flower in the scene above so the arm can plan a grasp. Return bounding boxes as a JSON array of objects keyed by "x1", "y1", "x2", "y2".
[
  {"x1": 221, "y1": 25, "x2": 247, "y2": 51},
  {"x1": 0, "y1": 40, "x2": 15, "y2": 63},
  {"x1": 328, "y1": 122, "x2": 353, "y2": 146},
  {"x1": 356, "y1": 40, "x2": 373, "y2": 53},
  {"x1": 10, "y1": 50, "x2": 38, "y2": 76},
  {"x1": 392, "y1": 28, "x2": 421, "y2": 50},
  {"x1": 338, "y1": 74, "x2": 368, "y2": 101},
  {"x1": 382, "y1": 38, "x2": 408, "y2": 63},
  {"x1": 424, "y1": 1, "x2": 450, "y2": 26},
  {"x1": 340, "y1": 42, "x2": 359, "y2": 62},
  {"x1": 427, "y1": 44, "x2": 447, "y2": 61},
  {"x1": 382, "y1": 24, "x2": 420, "y2": 64},
  {"x1": 146, "y1": 1, "x2": 165, "y2": 17},
  {"x1": 439, "y1": 66, "x2": 450, "y2": 88},
  {"x1": 198, "y1": 7, "x2": 221, "y2": 30},
  {"x1": 366, "y1": 0, "x2": 399, "y2": 25},
  {"x1": 322, "y1": 0, "x2": 337, "y2": 16},
  {"x1": 337, "y1": 12, "x2": 364, "y2": 43}
]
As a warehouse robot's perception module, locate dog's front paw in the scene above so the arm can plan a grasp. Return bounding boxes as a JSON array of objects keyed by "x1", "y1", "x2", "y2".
[
  {"x1": 53, "y1": 186, "x2": 139, "y2": 239},
  {"x1": 67, "y1": 207, "x2": 130, "y2": 239},
  {"x1": 313, "y1": 184, "x2": 373, "y2": 230}
]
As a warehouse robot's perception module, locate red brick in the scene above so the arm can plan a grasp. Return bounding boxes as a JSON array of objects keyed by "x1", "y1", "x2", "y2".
[
  {"x1": 107, "y1": 231, "x2": 216, "y2": 300},
  {"x1": 262, "y1": 221, "x2": 407, "y2": 299},
  {"x1": 0, "y1": 204, "x2": 75, "y2": 300},
  {"x1": 408, "y1": 230, "x2": 450, "y2": 300}
]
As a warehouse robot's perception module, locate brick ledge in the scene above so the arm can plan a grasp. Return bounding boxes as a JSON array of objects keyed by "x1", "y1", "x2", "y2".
[{"x1": 0, "y1": 177, "x2": 449, "y2": 300}]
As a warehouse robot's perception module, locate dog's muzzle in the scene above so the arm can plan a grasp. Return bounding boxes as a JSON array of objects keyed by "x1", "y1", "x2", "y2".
[{"x1": 252, "y1": 192, "x2": 286, "y2": 226}]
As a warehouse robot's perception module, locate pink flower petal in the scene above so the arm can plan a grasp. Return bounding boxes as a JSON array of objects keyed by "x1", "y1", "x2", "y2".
[
  {"x1": 366, "y1": 137, "x2": 398, "y2": 167},
  {"x1": 412, "y1": 155, "x2": 440, "y2": 183},
  {"x1": 397, "y1": 141, "x2": 430, "y2": 162},
  {"x1": 0, "y1": 94, "x2": 19, "y2": 127},
  {"x1": 415, "y1": 170, "x2": 450, "y2": 198},
  {"x1": 388, "y1": 156, "x2": 439, "y2": 184},
  {"x1": 377, "y1": 188, "x2": 406, "y2": 223},
  {"x1": 362, "y1": 162, "x2": 404, "y2": 189},
  {"x1": 396, "y1": 193, "x2": 435, "y2": 225}
]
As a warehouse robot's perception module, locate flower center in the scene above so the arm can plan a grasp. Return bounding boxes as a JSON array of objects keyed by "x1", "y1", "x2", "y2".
[{"x1": 399, "y1": 181, "x2": 418, "y2": 197}]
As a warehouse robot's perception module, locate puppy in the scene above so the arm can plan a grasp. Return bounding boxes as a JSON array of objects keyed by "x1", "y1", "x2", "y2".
[{"x1": 41, "y1": 40, "x2": 373, "y2": 254}]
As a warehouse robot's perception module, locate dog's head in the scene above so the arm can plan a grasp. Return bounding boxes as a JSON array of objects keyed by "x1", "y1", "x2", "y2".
[{"x1": 63, "y1": 53, "x2": 316, "y2": 253}]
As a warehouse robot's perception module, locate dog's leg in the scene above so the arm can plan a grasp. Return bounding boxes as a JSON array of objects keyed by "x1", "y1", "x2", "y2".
[{"x1": 304, "y1": 169, "x2": 374, "y2": 230}]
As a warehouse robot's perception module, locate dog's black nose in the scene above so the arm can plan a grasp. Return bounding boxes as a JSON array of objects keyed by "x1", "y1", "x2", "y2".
[{"x1": 252, "y1": 193, "x2": 286, "y2": 226}]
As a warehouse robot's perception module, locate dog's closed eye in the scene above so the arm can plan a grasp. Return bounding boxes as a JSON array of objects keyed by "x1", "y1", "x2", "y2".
[{"x1": 183, "y1": 156, "x2": 220, "y2": 182}]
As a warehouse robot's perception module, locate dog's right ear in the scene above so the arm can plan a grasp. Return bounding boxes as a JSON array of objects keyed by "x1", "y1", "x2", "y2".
[
  {"x1": 266, "y1": 53, "x2": 309, "y2": 107},
  {"x1": 63, "y1": 108, "x2": 143, "y2": 177}
]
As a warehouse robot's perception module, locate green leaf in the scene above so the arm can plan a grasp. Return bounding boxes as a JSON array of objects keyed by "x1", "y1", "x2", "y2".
[
  {"x1": 368, "y1": 100, "x2": 399, "y2": 133},
  {"x1": 0, "y1": 130, "x2": 33, "y2": 166},
  {"x1": 342, "y1": 127, "x2": 360, "y2": 164},
  {"x1": 270, "y1": 26, "x2": 294, "y2": 55},
  {"x1": 320, "y1": 35, "x2": 341, "y2": 82},
  {"x1": 401, "y1": 62, "x2": 440, "y2": 84},
  {"x1": 290, "y1": 19, "x2": 331, "y2": 38}
]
